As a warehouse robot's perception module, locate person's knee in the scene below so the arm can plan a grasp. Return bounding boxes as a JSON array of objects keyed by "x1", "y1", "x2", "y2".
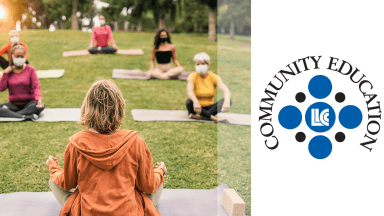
[
  {"x1": 48, "y1": 179, "x2": 54, "y2": 190},
  {"x1": 186, "y1": 99, "x2": 193, "y2": 106}
]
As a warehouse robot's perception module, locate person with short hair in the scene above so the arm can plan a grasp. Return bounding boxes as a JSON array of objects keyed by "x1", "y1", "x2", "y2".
[
  {"x1": 88, "y1": 15, "x2": 118, "y2": 54},
  {"x1": 0, "y1": 42, "x2": 44, "y2": 120},
  {"x1": 186, "y1": 52, "x2": 232, "y2": 122},
  {"x1": 0, "y1": 30, "x2": 29, "y2": 69},
  {"x1": 46, "y1": 80, "x2": 166, "y2": 216},
  {"x1": 148, "y1": 29, "x2": 184, "y2": 80}
]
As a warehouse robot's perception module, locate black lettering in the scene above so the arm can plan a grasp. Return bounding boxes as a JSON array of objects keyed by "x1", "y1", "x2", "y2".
[
  {"x1": 278, "y1": 65, "x2": 296, "y2": 82},
  {"x1": 360, "y1": 133, "x2": 376, "y2": 152},
  {"x1": 359, "y1": 80, "x2": 373, "y2": 94},
  {"x1": 260, "y1": 122, "x2": 274, "y2": 137},
  {"x1": 367, "y1": 120, "x2": 380, "y2": 135},
  {"x1": 310, "y1": 56, "x2": 322, "y2": 69},
  {"x1": 268, "y1": 75, "x2": 284, "y2": 91},
  {"x1": 298, "y1": 56, "x2": 310, "y2": 71},
  {"x1": 367, "y1": 101, "x2": 381, "y2": 112},
  {"x1": 265, "y1": 136, "x2": 279, "y2": 150},
  {"x1": 364, "y1": 93, "x2": 377, "y2": 106},
  {"x1": 337, "y1": 60, "x2": 353, "y2": 75},
  {"x1": 327, "y1": 56, "x2": 339, "y2": 71},
  {"x1": 350, "y1": 68, "x2": 366, "y2": 83}
]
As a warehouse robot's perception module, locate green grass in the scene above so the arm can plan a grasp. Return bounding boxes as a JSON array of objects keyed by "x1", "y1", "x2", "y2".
[{"x1": 0, "y1": 30, "x2": 251, "y2": 215}]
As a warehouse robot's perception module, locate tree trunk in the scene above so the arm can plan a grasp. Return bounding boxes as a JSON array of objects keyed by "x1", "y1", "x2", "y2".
[
  {"x1": 198, "y1": 25, "x2": 202, "y2": 36},
  {"x1": 124, "y1": 20, "x2": 128, "y2": 31},
  {"x1": 137, "y1": 18, "x2": 143, "y2": 32},
  {"x1": 159, "y1": 9, "x2": 166, "y2": 29},
  {"x1": 230, "y1": 21, "x2": 235, "y2": 39},
  {"x1": 194, "y1": 23, "x2": 197, "y2": 33},
  {"x1": 114, "y1": 20, "x2": 119, "y2": 31},
  {"x1": 208, "y1": 7, "x2": 216, "y2": 41},
  {"x1": 71, "y1": 0, "x2": 79, "y2": 30}
]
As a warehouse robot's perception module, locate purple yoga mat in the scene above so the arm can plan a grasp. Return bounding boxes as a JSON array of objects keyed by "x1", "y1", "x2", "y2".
[{"x1": 0, "y1": 184, "x2": 245, "y2": 216}]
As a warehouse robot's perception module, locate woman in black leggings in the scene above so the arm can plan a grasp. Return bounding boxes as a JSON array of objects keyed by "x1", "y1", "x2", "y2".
[{"x1": 0, "y1": 43, "x2": 45, "y2": 120}]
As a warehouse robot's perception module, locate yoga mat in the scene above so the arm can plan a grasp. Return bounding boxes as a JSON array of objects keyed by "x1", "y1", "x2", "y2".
[
  {"x1": 112, "y1": 69, "x2": 192, "y2": 80},
  {"x1": 0, "y1": 70, "x2": 65, "y2": 79},
  {"x1": 0, "y1": 108, "x2": 81, "y2": 122},
  {"x1": 0, "y1": 184, "x2": 243, "y2": 216},
  {"x1": 131, "y1": 109, "x2": 251, "y2": 126},
  {"x1": 62, "y1": 49, "x2": 144, "y2": 57},
  {"x1": 35, "y1": 69, "x2": 65, "y2": 78}
]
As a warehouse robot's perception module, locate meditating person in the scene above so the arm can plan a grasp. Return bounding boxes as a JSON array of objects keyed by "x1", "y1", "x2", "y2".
[
  {"x1": 0, "y1": 30, "x2": 29, "y2": 69},
  {"x1": 45, "y1": 80, "x2": 167, "y2": 216},
  {"x1": 0, "y1": 42, "x2": 45, "y2": 120},
  {"x1": 87, "y1": 15, "x2": 118, "y2": 54},
  {"x1": 186, "y1": 52, "x2": 232, "y2": 122},
  {"x1": 148, "y1": 29, "x2": 184, "y2": 80}
]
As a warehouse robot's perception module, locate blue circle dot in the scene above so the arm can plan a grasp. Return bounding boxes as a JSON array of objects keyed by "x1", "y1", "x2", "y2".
[
  {"x1": 308, "y1": 75, "x2": 332, "y2": 99},
  {"x1": 305, "y1": 102, "x2": 336, "y2": 133},
  {"x1": 308, "y1": 136, "x2": 333, "y2": 159},
  {"x1": 339, "y1": 105, "x2": 363, "y2": 129},
  {"x1": 278, "y1": 106, "x2": 302, "y2": 129}
]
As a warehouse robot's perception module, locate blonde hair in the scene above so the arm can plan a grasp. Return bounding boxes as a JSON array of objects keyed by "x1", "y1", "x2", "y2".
[
  {"x1": 79, "y1": 80, "x2": 125, "y2": 134},
  {"x1": 9, "y1": 30, "x2": 18, "y2": 36},
  {"x1": 193, "y1": 52, "x2": 211, "y2": 64}
]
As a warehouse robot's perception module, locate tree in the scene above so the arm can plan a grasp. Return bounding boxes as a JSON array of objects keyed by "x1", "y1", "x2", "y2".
[
  {"x1": 102, "y1": 0, "x2": 134, "y2": 30},
  {"x1": 71, "y1": 0, "x2": 78, "y2": 29},
  {"x1": 196, "y1": 0, "x2": 217, "y2": 41},
  {"x1": 131, "y1": 0, "x2": 152, "y2": 32},
  {"x1": 183, "y1": 0, "x2": 207, "y2": 35},
  {"x1": 42, "y1": 0, "x2": 92, "y2": 30},
  {"x1": 151, "y1": 0, "x2": 177, "y2": 30},
  {"x1": 218, "y1": 0, "x2": 251, "y2": 38}
]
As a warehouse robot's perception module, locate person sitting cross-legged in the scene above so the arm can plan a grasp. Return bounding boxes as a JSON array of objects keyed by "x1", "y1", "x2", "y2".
[
  {"x1": 87, "y1": 14, "x2": 118, "y2": 54},
  {"x1": 0, "y1": 42, "x2": 44, "y2": 120},
  {"x1": 186, "y1": 52, "x2": 232, "y2": 122},
  {"x1": 148, "y1": 29, "x2": 184, "y2": 80},
  {"x1": 46, "y1": 80, "x2": 167, "y2": 216}
]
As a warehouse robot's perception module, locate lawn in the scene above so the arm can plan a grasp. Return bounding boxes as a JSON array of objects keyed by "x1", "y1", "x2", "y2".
[{"x1": 0, "y1": 30, "x2": 251, "y2": 215}]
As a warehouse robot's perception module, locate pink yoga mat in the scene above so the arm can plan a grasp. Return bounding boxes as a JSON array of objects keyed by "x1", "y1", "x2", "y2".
[{"x1": 62, "y1": 49, "x2": 144, "y2": 57}]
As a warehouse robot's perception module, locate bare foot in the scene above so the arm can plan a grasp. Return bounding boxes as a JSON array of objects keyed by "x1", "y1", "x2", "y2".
[
  {"x1": 33, "y1": 114, "x2": 38, "y2": 119},
  {"x1": 188, "y1": 113, "x2": 204, "y2": 120},
  {"x1": 2, "y1": 105, "x2": 8, "y2": 109},
  {"x1": 210, "y1": 115, "x2": 228, "y2": 123}
]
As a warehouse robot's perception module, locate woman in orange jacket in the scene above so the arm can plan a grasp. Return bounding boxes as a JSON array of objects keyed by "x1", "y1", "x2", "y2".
[{"x1": 45, "y1": 80, "x2": 167, "y2": 216}]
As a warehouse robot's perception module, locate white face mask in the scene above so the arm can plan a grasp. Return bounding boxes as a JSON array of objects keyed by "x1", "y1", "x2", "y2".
[
  {"x1": 10, "y1": 37, "x2": 19, "y2": 43},
  {"x1": 99, "y1": 20, "x2": 105, "y2": 25},
  {"x1": 196, "y1": 65, "x2": 208, "y2": 75},
  {"x1": 13, "y1": 57, "x2": 25, "y2": 67}
]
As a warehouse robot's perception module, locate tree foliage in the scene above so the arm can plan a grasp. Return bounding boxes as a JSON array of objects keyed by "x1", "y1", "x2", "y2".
[{"x1": 218, "y1": 0, "x2": 251, "y2": 33}]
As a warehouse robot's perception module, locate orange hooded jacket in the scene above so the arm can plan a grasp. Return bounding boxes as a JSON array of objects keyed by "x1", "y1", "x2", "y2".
[{"x1": 48, "y1": 129, "x2": 164, "y2": 216}]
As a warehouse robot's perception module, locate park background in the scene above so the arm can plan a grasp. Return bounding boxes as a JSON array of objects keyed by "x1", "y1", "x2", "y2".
[{"x1": 0, "y1": 0, "x2": 251, "y2": 215}]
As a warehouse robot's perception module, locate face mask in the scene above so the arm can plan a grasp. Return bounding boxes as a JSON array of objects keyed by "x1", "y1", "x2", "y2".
[
  {"x1": 10, "y1": 37, "x2": 19, "y2": 43},
  {"x1": 196, "y1": 65, "x2": 208, "y2": 75},
  {"x1": 160, "y1": 37, "x2": 168, "y2": 43},
  {"x1": 99, "y1": 20, "x2": 105, "y2": 25},
  {"x1": 13, "y1": 57, "x2": 25, "y2": 67}
]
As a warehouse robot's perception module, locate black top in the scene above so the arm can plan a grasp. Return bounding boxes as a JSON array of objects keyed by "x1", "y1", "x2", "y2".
[{"x1": 155, "y1": 51, "x2": 173, "y2": 64}]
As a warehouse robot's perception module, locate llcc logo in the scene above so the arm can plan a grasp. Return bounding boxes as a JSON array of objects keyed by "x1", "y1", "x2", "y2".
[
  {"x1": 278, "y1": 75, "x2": 362, "y2": 159},
  {"x1": 311, "y1": 108, "x2": 329, "y2": 126},
  {"x1": 259, "y1": 56, "x2": 381, "y2": 161}
]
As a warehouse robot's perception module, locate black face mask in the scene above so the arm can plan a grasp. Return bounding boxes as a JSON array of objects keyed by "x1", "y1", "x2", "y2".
[{"x1": 160, "y1": 37, "x2": 168, "y2": 43}]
